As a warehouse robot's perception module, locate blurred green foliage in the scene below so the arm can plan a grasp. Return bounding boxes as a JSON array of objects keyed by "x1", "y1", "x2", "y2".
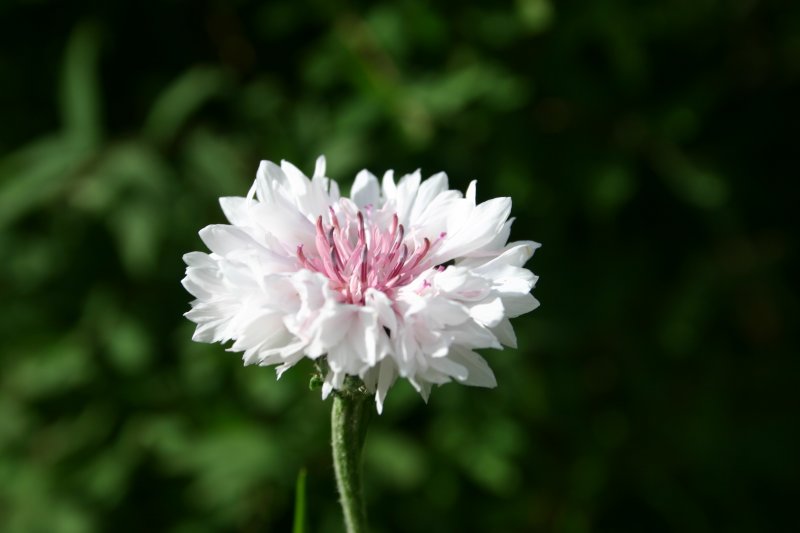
[{"x1": 1, "y1": 0, "x2": 798, "y2": 532}]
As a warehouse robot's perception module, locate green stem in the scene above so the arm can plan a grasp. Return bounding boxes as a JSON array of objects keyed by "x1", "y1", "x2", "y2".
[{"x1": 331, "y1": 384, "x2": 371, "y2": 533}]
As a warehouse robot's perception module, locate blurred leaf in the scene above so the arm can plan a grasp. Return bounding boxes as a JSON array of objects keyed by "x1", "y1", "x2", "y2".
[
  {"x1": 130, "y1": 414, "x2": 192, "y2": 459},
  {"x1": 412, "y1": 64, "x2": 528, "y2": 118},
  {"x1": 182, "y1": 128, "x2": 249, "y2": 195},
  {"x1": 431, "y1": 415, "x2": 520, "y2": 495},
  {"x1": 32, "y1": 406, "x2": 115, "y2": 465},
  {"x1": 0, "y1": 137, "x2": 90, "y2": 229},
  {"x1": 81, "y1": 285, "x2": 154, "y2": 373},
  {"x1": 144, "y1": 67, "x2": 228, "y2": 144},
  {"x1": 79, "y1": 448, "x2": 134, "y2": 506},
  {"x1": 108, "y1": 199, "x2": 164, "y2": 276},
  {"x1": 0, "y1": 464, "x2": 94, "y2": 533},
  {"x1": 177, "y1": 324, "x2": 227, "y2": 394},
  {"x1": 70, "y1": 142, "x2": 172, "y2": 214},
  {"x1": 4, "y1": 336, "x2": 93, "y2": 400},
  {"x1": 6, "y1": 234, "x2": 59, "y2": 289},
  {"x1": 516, "y1": 0, "x2": 554, "y2": 33},
  {"x1": 60, "y1": 21, "x2": 103, "y2": 148},
  {"x1": 167, "y1": 424, "x2": 288, "y2": 523},
  {"x1": 655, "y1": 146, "x2": 729, "y2": 209},
  {"x1": 238, "y1": 76, "x2": 284, "y2": 121},
  {"x1": 365, "y1": 430, "x2": 427, "y2": 489},
  {"x1": 0, "y1": 394, "x2": 30, "y2": 447},
  {"x1": 104, "y1": 315, "x2": 153, "y2": 374},
  {"x1": 588, "y1": 164, "x2": 636, "y2": 215},
  {"x1": 237, "y1": 365, "x2": 295, "y2": 413}
]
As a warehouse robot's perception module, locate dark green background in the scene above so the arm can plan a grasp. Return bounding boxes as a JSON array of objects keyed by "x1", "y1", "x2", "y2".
[{"x1": 1, "y1": 0, "x2": 797, "y2": 531}]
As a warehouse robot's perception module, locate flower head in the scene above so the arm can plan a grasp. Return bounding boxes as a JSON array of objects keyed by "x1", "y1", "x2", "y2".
[{"x1": 182, "y1": 157, "x2": 539, "y2": 412}]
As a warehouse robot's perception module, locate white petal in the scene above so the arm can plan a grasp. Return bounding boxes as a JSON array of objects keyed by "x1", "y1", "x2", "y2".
[
  {"x1": 246, "y1": 201, "x2": 317, "y2": 251},
  {"x1": 407, "y1": 190, "x2": 462, "y2": 240},
  {"x1": 183, "y1": 251, "x2": 215, "y2": 268},
  {"x1": 282, "y1": 159, "x2": 334, "y2": 218},
  {"x1": 351, "y1": 169, "x2": 381, "y2": 208},
  {"x1": 313, "y1": 155, "x2": 326, "y2": 178},
  {"x1": 328, "y1": 179, "x2": 341, "y2": 201},
  {"x1": 451, "y1": 320, "x2": 502, "y2": 350},
  {"x1": 321, "y1": 372, "x2": 334, "y2": 399},
  {"x1": 466, "y1": 241, "x2": 541, "y2": 271},
  {"x1": 197, "y1": 225, "x2": 296, "y2": 275},
  {"x1": 434, "y1": 267, "x2": 492, "y2": 301},
  {"x1": 375, "y1": 359, "x2": 397, "y2": 414},
  {"x1": 428, "y1": 357, "x2": 468, "y2": 381},
  {"x1": 410, "y1": 172, "x2": 448, "y2": 224},
  {"x1": 232, "y1": 312, "x2": 288, "y2": 356},
  {"x1": 433, "y1": 196, "x2": 512, "y2": 262},
  {"x1": 219, "y1": 196, "x2": 256, "y2": 227},
  {"x1": 381, "y1": 170, "x2": 396, "y2": 200},
  {"x1": 395, "y1": 170, "x2": 421, "y2": 224},
  {"x1": 199, "y1": 225, "x2": 258, "y2": 256},
  {"x1": 358, "y1": 308, "x2": 380, "y2": 366},
  {"x1": 275, "y1": 350, "x2": 305, "y2": 377},
  {"x1": 417, "y1": 380, "x2": 433, "y2": 402},
  {"x1": 491, "y1": 317, "x2": 517, "y2": 348},
  {"x1": 365, "y1": 288, "x2": 397, "y2": 334},
  {"x1": 469, "y1": 297, "x2": 505, "y2": 328},
  {"x1": 503, "y1": 293, "x2": 540, "y2": 317},
  {"x1": 182, "y1": 257, "x2": 222, "y2": 299},
  {"x1": 404, "y1": 294, "x2": 470, "y2": 328},
  {"x1": 448, "y1": 347, "x2": 497, "y2": 388},
  {"x1": 305, "y1": 306, "x2": 356, "y2": 357},
  {"x1": 465, "y1": 180, "x2": 477, "y2": 204},
  {"x1": 280, "y1": 159, "x2": 312, "y2": 198},
  {"x1": 255, "y1": 160, "x2": 286, "y2": 203}
]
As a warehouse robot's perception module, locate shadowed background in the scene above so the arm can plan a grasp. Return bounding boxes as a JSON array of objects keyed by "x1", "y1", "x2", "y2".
[{"x1": 1, "y1": 0, "x2": 797, "y2": 531}]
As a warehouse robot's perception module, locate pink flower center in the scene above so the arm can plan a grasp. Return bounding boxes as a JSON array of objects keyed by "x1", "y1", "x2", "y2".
[{"x1": 297, "y1": 208, "x2": 433, "y2": 304}]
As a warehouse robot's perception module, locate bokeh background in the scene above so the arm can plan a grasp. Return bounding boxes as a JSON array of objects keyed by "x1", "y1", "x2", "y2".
[{"x1": 1, "y1": 0, "x2": 798, "y2": 531}]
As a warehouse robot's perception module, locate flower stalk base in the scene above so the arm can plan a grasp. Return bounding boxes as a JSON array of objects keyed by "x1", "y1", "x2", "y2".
[{"x1": 331, "y1": 382, "x2": 371, "y2": 533}]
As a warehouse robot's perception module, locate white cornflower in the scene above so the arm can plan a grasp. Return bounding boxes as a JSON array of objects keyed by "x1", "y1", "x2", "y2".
[{"x1": 182, "y1": 157, "x2": 539, "y2": 412}]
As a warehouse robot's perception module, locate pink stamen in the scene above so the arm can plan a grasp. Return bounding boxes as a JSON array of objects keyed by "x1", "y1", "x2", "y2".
[
  {"x1": 297, "y1": 245, "x2": 310, "y2": 268},
  {"x1": 388, "y1": 224, "x2": 404, "y2": 257},
  {"x1": 386, "y1": 244, "x2": 409, "y2": 281},
  {"x1": 329, "y1": 207, "x2": 340, "y2": 230},
  {"x1": 405, "y1": 238, "x2": 430, "y2": 271},
  {"x1": 298, "y1": 208, "x2": 439, "y2": 304},
  {"x1": 360, "y1": 246, "x2": 368, "y2": 284},
  {"x1": 357, "y1": 212, "x2": 366, "y2": 244},
  {"x1": 329, "y1": 250, "x2": 345, "y2": 282}
]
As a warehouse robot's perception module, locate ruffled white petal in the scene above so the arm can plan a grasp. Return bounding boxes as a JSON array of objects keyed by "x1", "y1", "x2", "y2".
[
  {"x1": 448, "y1": 347, "x2": 497, "y2": 387},
  {"x1": 432, "y1": 195, "x2": 512, "y2": 263}
]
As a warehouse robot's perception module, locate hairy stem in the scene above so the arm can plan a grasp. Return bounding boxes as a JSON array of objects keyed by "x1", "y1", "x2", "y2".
[{"x1": 331, "y1": 384, "x2": 371, "y2": 533}]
